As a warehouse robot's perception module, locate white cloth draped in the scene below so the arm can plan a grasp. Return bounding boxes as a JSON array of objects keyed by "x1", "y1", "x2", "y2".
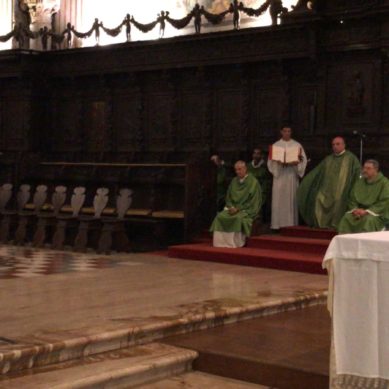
[
  {"x1": 267, "y1": 139, "x2": 307, "y2": 229},
  {"x1": 213, "y1": 231, "x2": 246, "y2": 248},
  {"x1": 323, "y1": 232, "x2": 389, "y2": 384}
]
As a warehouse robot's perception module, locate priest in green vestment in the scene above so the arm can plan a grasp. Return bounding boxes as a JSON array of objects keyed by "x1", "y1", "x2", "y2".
[
  {"x1": 247, "y1": 148, "x2": 271, "y2": 221},
  {"x1": 338, "y1": 160, "x2": 389, "y2": 234},
  {"x1": 297, "y1": 137, "x2": 360, "y2": 229},
  {"x1": 210, "y1": 161, "x2": 262, "y2": 248}
]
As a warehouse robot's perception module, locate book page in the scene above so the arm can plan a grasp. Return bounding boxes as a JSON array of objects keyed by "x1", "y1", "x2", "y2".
[
  {"x1": 269, "y1": 145, "x2": 285, "y2": 162},
  {"x1": 285, "y1": 147, "x2": 300, "y2": 164}
]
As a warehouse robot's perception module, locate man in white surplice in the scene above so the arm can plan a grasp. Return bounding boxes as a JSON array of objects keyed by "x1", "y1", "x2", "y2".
[{"x1": 267, "y1": 126, "x2": 307, "y2": 230}]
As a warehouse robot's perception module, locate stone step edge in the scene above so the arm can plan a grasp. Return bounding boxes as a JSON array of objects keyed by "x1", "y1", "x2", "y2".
[
  {"x1": 3, "y1": 344, "x2": 198, "y2": 389},
  {"x1": 0, "y1": 292, "x2": 327, "y2": 375}
]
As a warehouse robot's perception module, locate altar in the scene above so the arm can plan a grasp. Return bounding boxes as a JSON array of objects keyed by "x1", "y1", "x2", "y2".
[{"x1": 323, "y1": 231, "x2": 389, "y2": 388}]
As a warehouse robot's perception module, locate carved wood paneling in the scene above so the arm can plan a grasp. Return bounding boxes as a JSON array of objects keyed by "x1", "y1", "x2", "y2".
[
  {"x1": 83, "y1": 100, "x2": 110, "y2": 153},
  {"x1": 112, "y1": 89, "x2": 142, "y2": 152},
  {"x1": 383, "y1": 62, "x2": 389, "y2": 129},
  {"x1": 292, "y1": 85, "x2": 318, "y2": 136},
  {"x1": 145, "y1": 91, "x2": 175, "y2": 151},
  {"x1": 325, "y1": 61, "x2": 379, "y2": 133},
  {"x1": 2, "y1": 99, "x2": 30, "y2": 151},
  {"x1": 251, "y1": 84, "x2": 284, "y2": 141},
  {"x1": 179, "y1": 90, "x2": 210, "y2": 150},
  {"x1": 215, "y1": 88, "x2": 245, "y2": 150},
  {"x1": 51, "y1": 97, "x2": 82, "y2": 152}
]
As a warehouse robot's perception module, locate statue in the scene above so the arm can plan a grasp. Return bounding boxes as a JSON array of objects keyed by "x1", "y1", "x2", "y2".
[
  {"x1": 124, "y1": 13, "x2": 131, "y2": 42},
  {"x1": 64, "y1": 22, "x2": 73, "y2": 49},
  {"x1": 157, "y1": 11, "x2": 168, "y2": 39},
  {"x1": 15, "y1": 0, "x2": 32, "y2": 49},
  {"x1": 269, "y1": 0, "x2": 288, "y2": 25},
  {"x1": 347, "y1": 71, "x2": 365, "y2": 116},
  {"x1": 92, "y1": 18, "x2": 102, "y2": 45},
  {"x1": 192, "y1": 4, "x2": 202, "y2": 34},
  {"x1": 230, "y1": 0, "x2": 241, "y2": 30},
  {"x1": 40, "y1": 26, "x2": 49, "y2": 50}
]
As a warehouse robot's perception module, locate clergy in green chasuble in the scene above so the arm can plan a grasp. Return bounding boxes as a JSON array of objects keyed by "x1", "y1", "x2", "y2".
[
  {"x1": 247, "y1": 148, "x2": 271, "y2": 220},
  {"x1": 338, "y1": 160, "x2": 389, "y2": 234},
  {"x1": 210, "y1": 161, "x2": 262, "y2": 248},
  {"x1": 210, "y1": 154, "x2": 228, "y2": 211},
  {"x1": 297, "y1": 137, "x2": 360, "y2": 230}
]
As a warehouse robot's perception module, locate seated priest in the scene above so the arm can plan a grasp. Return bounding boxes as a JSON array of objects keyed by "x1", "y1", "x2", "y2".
[
  {"x1": 297, "y1": 136, "x2": 360, "y2": 230},
  {"x1": 210, "y1": 160, "x2": 262, "y2": 248},
  {"x1": 337, "y1": 159, "x2": 389, "y2": 234}
]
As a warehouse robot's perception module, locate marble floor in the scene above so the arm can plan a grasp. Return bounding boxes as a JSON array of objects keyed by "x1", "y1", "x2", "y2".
[{"x1": 0, "y1": 244, "x2": 329, "y2": 384}]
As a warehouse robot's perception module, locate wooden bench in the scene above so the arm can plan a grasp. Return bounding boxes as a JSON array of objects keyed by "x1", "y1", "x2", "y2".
[{"x1": 18, "y1": 161, "x2": 216, "y2": 249}]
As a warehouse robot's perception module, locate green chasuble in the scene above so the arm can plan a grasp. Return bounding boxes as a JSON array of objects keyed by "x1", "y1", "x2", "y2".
[
  {"x1": 216, "y1": 165, "x2": 228, "y2": 210},
  {"x1": 210, "y1": 173, "x2": 262, "y2": 237},
  {"x1": 297, "y1": 151, "x2": 360, "y2": 229},
  {"x1": 247, "y1": 161, "x2": 271, "y2": 206},
  {"x1": 337, "y1": 172, "x2": 389, "y2": 234}
]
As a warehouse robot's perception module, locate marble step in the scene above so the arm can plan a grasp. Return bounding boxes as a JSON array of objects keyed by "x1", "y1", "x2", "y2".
[
  {"x1": 0, "y1": 289, "x2": 326, "y2": 376},
  {"x1": 139, "y1": 371, "x2": 270, "y2": 388},
  {"x1": 163, "y1": 305, "x2": 330, "y2": 389},
  {"x1": 0, "y1": 343, "x2": 198, "y2": 389}
]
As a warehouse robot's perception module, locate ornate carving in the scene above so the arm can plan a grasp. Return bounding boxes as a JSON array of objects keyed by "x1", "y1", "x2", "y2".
[{"x1": 347, "y1": 71, "x2": 365, "y2": 116}]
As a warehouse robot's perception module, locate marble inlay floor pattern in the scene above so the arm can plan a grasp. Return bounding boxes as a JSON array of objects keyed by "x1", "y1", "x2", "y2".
[
  {"x1": 0, "y1": 245, "x2": 328, "y2": 374},
  {"x1": 0, "y1": 246, "x2": 118, "y2": 279}
]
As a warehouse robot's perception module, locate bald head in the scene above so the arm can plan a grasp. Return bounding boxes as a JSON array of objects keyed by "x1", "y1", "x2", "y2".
[
  {"x1": 234, "y1": 160, "x2": 247, "y2": 179},
  {"x1": 332, "y1": 137, "x2": 346, "y2": 155}
]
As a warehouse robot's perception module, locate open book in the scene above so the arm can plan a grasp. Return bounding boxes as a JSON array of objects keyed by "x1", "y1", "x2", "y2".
[{"x1": 269, "y1": 145, "x2": 301, "y2": 164}]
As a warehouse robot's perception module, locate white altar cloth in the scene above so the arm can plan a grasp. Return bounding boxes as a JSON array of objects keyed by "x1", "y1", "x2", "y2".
[{"x1": 323, "y1": 231, "x2": 389, "y2": 380}]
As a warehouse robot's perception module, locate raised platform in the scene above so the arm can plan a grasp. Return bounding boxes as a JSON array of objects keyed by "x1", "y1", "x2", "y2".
[
  {"x1": 0, "y1": 246, "x2": 328, "y2": 379},
  {"x1": 168, "y1": 226, "x2": 336, "y2": 275}
]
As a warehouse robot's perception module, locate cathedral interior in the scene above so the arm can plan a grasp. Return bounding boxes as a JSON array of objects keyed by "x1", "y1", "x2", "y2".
[{"x1": 0, "y1": 0, "x2": 388, "y2": 387}]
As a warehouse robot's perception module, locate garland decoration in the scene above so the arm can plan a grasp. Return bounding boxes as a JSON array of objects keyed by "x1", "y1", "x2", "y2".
[
  {"x1": 166, "y1": 13, "x2": 194, "y2": 30},
  {"x1": 131, "y1": 17, "x2": 158, "y2": 33},
  {"x1": 0, "y1": 0, "x2": 293, "y2": 50}
]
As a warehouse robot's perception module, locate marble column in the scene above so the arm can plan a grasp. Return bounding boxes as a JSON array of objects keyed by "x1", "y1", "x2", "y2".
[
  {"x1": 58, "y1": 0, "x2": 83, "y2": 47},
  {"x1": 0, "y1": 0, "x2": 13, "y2": 50}
]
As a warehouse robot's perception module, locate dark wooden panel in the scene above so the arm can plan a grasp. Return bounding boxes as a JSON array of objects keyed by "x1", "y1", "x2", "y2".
[
  {"x1": 145, "y1": 91, "x2": 175, "y2": 151},
  {"x1": 325, "y1": 60, "x2": 379, "y2": 133},
  {"x1": 83, "y1": 100, "x2": 110, "y2": 153},
  {"x1": 215, "y1": 88, "x2": 247, "y2": 150},
  {"x1": 112, "y1": 89, "x2": 142, "y2": 153},
  {"x1": 383, "y1": 62, "x2": 389, "y2": 129},
  {"x1": 51, "y1": 97, "x2": 82, "y2": 152},
  {"x1": 179, "y1": 90, "x2": 211, "y2": 151},
  {"x1": 1, "y1": 98, "x2": 30, "y2": 151},
  {"x1": 251, "y1": 85, "x2": 284, "y2": 140}
]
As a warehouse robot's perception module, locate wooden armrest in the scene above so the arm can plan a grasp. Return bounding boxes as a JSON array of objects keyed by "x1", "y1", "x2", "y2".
[
  {"x1": 24, "y1": 203, "x2": 53, "y2": 211},
  {"x1": 60, "y1": 205, "x2": 73, "y2": 213},
  {"x1": 151, "y1": 210, "x2": 185, "y2": 219},
  {"x1": 102, "y1": 207, "x2": 116, "y2": 216},
  {"x1": 81, "y1": 207, "x2": 95, "y2": 215},
  {"x1": 126, "y1": 208, "x2": 152, "y2": 217}
]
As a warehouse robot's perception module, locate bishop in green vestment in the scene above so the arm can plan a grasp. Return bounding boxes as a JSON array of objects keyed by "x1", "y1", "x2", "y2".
[
  {"x1": 297, "y1": 137, "x2": 360, "y2": 229},
  {"x1": 210, "y1": 161, "x2": 262, "y2": 248},
  {"x1": 338, "y1": 160, "x2": 389, "y2": 234}
]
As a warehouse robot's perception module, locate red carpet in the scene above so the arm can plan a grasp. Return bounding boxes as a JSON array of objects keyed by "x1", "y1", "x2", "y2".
[{"x1": 168, "y1": 226, "x2": 336, "y2": 275}]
